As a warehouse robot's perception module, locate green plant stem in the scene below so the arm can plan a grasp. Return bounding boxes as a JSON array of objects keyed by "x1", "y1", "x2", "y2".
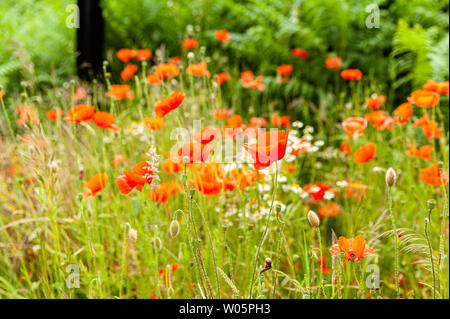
[
  {"x1": 425, "y1": 206, "x2": 437, "y2": 299},
  {"x1": 387, "y1": 187, "x2": 400, "y2": 298}
]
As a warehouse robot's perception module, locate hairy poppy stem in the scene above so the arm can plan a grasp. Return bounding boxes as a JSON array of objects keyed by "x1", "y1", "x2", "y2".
[
  {"x1": 438, "y1": 164, "x2": 449, "y2": 297},
  {"x1": 387, "y1": 187, "x2": 400, "y2": 298},
  {"x1": 425, "y1": 205, "x2": 437, "y2": 299}
]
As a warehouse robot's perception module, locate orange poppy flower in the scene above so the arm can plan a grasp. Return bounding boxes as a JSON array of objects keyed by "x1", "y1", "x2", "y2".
[
  {"x1": 63, "y1": 104, "x2": 95, "y2": 123},
  {"x1": 242, "y1": 74, "x2": 265, "y2": 91},
  {"x1": 226, "y1": 114, "x2": 243, "y2": 128},
  {"x1": 244, "y1": 130, "x2": 289, "y2": 169},
  {"x1": 423, "y1": 80, "x2": 449, "y2": 95},
  {"x1": 394, "y1": 102, "x2": 412, "y2": 124},
  {"x1": 329, "y1": 236, "x2": 374, "y2": 261},
  {"x1": 161, "y1": 157, "x2": 184, "y2": 174},
  {"x1": 183, "y1": 38, "x2": 198, "y2": 49},
  {"x1": 46, "y1": 109, "x2": 63, "y2": 121},
  {"x1": 320, "y1": 257, "x2": 330, "y2": 274},
  {"x1": 342, "y1": 117, "x2": 367, "y2": 139},
  {"x1": 149, "y1": 181, "x2": 181, "y2": 204},
  {"x1": 146, "y1": 73, "x2": 162, "y2": 85},
  {"x1": 155, "y1": 63, "x2": 180, "y2": 79},
  {"x1": 318, "y1": 202, "x2": 340, "y2": 218},
  {"x1": 340, "y1": 141, "x2": 352, "y2": 156},
  {"x1": 341, "y1": 69, "x2": 362, "y2": 80},
  {"x1": 271, "y1": 114, "x2": 290, "y2": 127},
  {"x1": 224, "y1": 168, "x2": 259, "y2": 191},
  {"x1": 105, "y1": 84, "x2": 134, "y2": 100},
  {"x1": 154, "y1": 91, "x2": 186, "y2": 118},
  {"x1": 214, "y1": 109, "x2": 230, "y2": 120},
  {"x1": 413, "y1": 115, "x2": 441, "y2": 139},
  {"x1": 170, "y1": 56, "x2": 182, "y2": 64},
  {"x1": 304, "y1": 183, "x2": 334, "y2": 201},
  {"x1": 413, "y1": 115, "x2": 431, "y2": 128},
  {"x1": 405, "y1": 144, "x2": 433, "y2": 160},
  {"x1": 345, "y1": 181, "x2": 367, "y2": 201},
  {"x1": 367, "y1": 95, "x2": 386, "y2": 109},
  {"x1": 215, "y1": 30, "x2": 231, "y2": 42},
  {"x1": 178, "y1": 142, "x2": 213, "y2": 163},
  {"x1": 277, "y1": 64, "x2": 293, "y2": 77},
  {"x1": 144, "y1": 117, "x2": 165, "y2": 130},
  {"x1": 117, "y1": 48, "x2": 136, "y2": 62},
  {"x1": 186, "y1": 62, "x2": 211, "y2": 77},
  {"x1": 291, "y1": 48, "x2": 308, "y2": 59},
  {"x1": 365, "y1": 111, "x2": 394, "y2": 131},
  {"x1": 285, "y1": 163, "x2": 296, "y2": 173},
  {"x1": 240, "y1": 70, "x2": 254, "y2": 82},
  {"x1": 215, "y1": 72, "x2": 230, "y2": 86},
  {"x1": 112, "y1": 154, "x2": 127, "y2": 166},
  {"x1": 419, "y1": 163, "x2": 449, "y2": 186},
  {"x1": 83, "y1": 173, "x2": 107, "y2": 198},
  {"x1": 0, "y1": 89, "x2": 5, "y2": 100},
  {"x1": 250, "y1": 117, "x2": 267, "y2": 128},
  {"x1": 135, "y1": 49, "x2": 152, "y2": 61},
  {"x1": 15, "y1": 105, "x2": 39, "y2": 125},
  {"x1": 193, "y1": 127, "x2": 221, "y2": 144},
  {"x1": 353, "y1": 143, "x2": 376, "y2": 164},
  {"x1": 92, "y1": 112, "x2": 121, "y2": 132},
  {"x1": 188, "y1": 163, "x2": 224, "y2": 196},
  {"x1": 325, "y1": 56, "x2": 342, "y2": 69},
  {"x1": 73, "y1": 87, "x2": 87, "y2": 101},
  {"x1": 121, "y1": 64, "x2": 138, "y2": 81},
  {"x1": 116, "y1": 161, "x2": 154, "y2": 194},
  {"x1": 407, "y1": 90, "x2": 440, "y2": 108}
]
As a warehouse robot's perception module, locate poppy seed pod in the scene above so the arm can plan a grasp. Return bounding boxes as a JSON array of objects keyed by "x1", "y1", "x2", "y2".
[
  {"x1": 127, "y1": 228, "x2": 138, "y2": 243},
  {"x1": 427, "y1": 199, "x2": 437, "y2": 210},
  {"x1": 385, "y1": 168, "x2": 397, "y2": 187},
  {"x1": 169, "y1": 219, "x2": 180, "y2": 238},
  {"x1": 307, "y1": 210, "x2": 320, "y2": 228}
]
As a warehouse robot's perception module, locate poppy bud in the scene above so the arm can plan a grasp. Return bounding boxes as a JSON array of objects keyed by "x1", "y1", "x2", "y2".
[
  {"x1": 427, "y1": 199, "x2": 437, "y2": 211},
  {"x1": 385, "y1": 168, "x2": 397, "y2": 187},
  {"x1": 183, "y1": 156, "x2": 190, "y2": 164},
  {"x1": 265, "y1": 257, "x2": 272, "y2": 268},
  {"x1": 152, "y1": 237, "x2": 162, "y2": 251},
  {"x1": 189, "y1": 187, "x2": 196, "y2": 198},
  {"x1": 127, "y1": 228, "x2": 138, "y2": 243},
  {"x1": 169, "y1": 219, "x2": 180, "y2": 238},
  {"x1": 307, "y1": 210, "x2": 320, "y2": 228}
]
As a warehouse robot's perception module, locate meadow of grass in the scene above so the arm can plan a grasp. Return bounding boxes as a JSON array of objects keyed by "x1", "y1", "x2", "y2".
[{"x1": 0, "y1": 34, "x2": 449, "y2": 300}]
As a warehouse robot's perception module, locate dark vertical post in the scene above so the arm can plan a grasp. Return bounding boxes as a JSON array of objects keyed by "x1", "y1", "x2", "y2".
[{"x1": 77, "y1": 0, "x2": 104, "y2": 80}]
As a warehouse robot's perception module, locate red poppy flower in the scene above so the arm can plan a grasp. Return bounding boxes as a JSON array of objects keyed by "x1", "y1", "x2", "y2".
[
  {"x1": 407, "y1": 90, "x2": 440, "y2": 108},
  {"x1": 92, "y1": 112, "x2": 121, "y2": 132},
  {"x1": 227, "y1": 114, "x2": 243, "y2": 128},
  {"x1": 320, "y1": 257, "x2": 330, "y2": 274},
  {"x1": 365, "y1": 111, "x2": 394, "y2": 131},
  {"x1": 215, "y1": 72, "x2": 230, "y2": 86},
  {"x1": 318, "y1": 202, "x2": 340, "y2": 218},
  {"x1": 117, "y1": 48, "x2": 136, "y2": 62},
  {"x1": 291, "y1": 48, "x2": 308, "y2": 59},
  {"x1": 419, "y1": 163, "x2": 448, "y2": 186},
  {"x1": 330, "y1": 236, "x2": 375, "y2": 261},
  {"x1": 353, "y1": 143, "x2": 376, "y2": 164},
  {"x1": 193, "y1": 127, "x2": 221, "y2": 144},
  {"x1": 341, "y1": 69, "x2": 362, "y2": 80},
  {"x1": 144, "y1": 117, "x2": 165, "y2": 130},
  {"x1": 121, "y1": 64, "x2": 138, "y2": 81},
  {"x1": 161, "y1": 157, "x2": 183, "y2": 174},
  {"x1": 46, "y1": 109, "x2": 63, "y2": 121},
  {"x1": 413, "y1": 115, "x2": 441, "y2": 139},
  {"x1": 146, "y1": 73, "x2": 162, "y2": 85},
  {"x1": 367, "y1": 95, "x2": 386, "y2": 109},
  {"x1": 405, "y1": 144, "x2": 433, "y2": 160},
  {"x1": 105, "y1": 84, "x2": 134, "y2": 100},
  {"x1": 394, "y1": 102, "x2": 413, "y2": 124},
  {"x1": 149, "y1": 181, "x2": 181, "y2": 204},
  {"x1": 183, "y1": 38, "x2": 198, "y2": 49},
  {"x1": 325, "y1": 56, "x2": 342, "y2": 69},
  {"x1": 154, "y1": 91, "x2": 186, "y2": 118},
  {"x1": 188, "y1": 163, "x2": 224, "y2": 196},
  {"x1": 423, "y1": 80, "x2": 449, "y2": 95},
  {"x1": 83, "y1": 173, "x2": 107, "y2": 198},
  {"x1": 73, "y1": 87, "x2": 87, "y2": 101},
  {"x1": 215, "y1": 30, "x2": 231, "y2": 42},
  {"x1": 116, "y1": 161, "x2": 154, "y2": 194},
  {"x1": 271, "y1": 114, "x2": 290, "y2": 127},
  {"x1": 170, "y1": 56, "x2": 182, "y2": 64},
  {"x1": 244, "y1": 130, "x2": 289, "y2": 169},
  {"x1": 240, "y1": 71, "x2": 266, "y2": 91},
  {"x1": 340, "y1": 141, "x2": 352, "y2": 156},
  {"x1": 250, "y1": 117, "x2": 267, "y2": 128},
  {"x1": 0, "y1": 90, "x2": 5, "y2": 100},
  {"x1": 15, "y1": 105, "x2": 39, "y2": 125},
  {"x1": 304, "y1": 183, "x2": 334, "y2": 201},
  {"x1": 342, "y1": 117, "x2": 367, "y2": 139},
  {"x1": 112, "y1": 154, "x2": 127, "y2": 166},
  {"x1": 63, "y1": 104, "x2": 95, "y2": 123},
  {"x1": 277, "y1": 64, "x2": 293, "y2": 76}
]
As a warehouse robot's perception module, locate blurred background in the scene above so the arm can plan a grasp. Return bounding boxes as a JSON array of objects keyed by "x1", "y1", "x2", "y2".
[{"x1": 0, "y1": 0, "x2": 448, "y2": 107}]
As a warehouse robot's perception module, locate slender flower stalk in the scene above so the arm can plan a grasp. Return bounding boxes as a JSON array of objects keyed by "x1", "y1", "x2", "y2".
[
  {"x1": 425, "y1": 199, "x2": 437, "y2": 299},
  {"x1": 386, "y1": 168, "x2": 400, "y2": 298}
]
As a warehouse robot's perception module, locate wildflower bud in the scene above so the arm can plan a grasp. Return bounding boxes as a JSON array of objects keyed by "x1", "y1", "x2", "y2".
[
  {"x1": 167, "y1": 287, "x2": 174, "y2": 297},
  {"x1": 152, "y1": 237, "x2": 162, "y2": 251},
  {"x1": 187, "y1": 52, "x2": 195, "y2": 60},
  {"x1": 307, "y1": 210, "x2": 320, "y2": 228},
  {"x1": 385, "y1": 168, "x2": 397, "y2": 187},
  {"x1": 265, "y1": 258, "x2": 272, "y2": 269},
  {"x1": 169, "y1": 220, "x2": 180, "y2": 238},
  {"x1": 189, "y1": 187, "x2": 196, "y2": 198},
  {"x1": 127, "y1": 228, "x2": 138, "y2": 243},
  {"x1": 183, "y1": 156, "x2": 190, "y2": 164},
  {"x1": 103, "y1": 60, "x2": 109, "y2": 67},
  {"x1": 427, "y1": 199, "x2": 437, "y2": 211}
]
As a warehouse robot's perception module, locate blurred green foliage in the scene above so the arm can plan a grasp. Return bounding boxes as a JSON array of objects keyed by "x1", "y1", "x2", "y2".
[{"x1": 0, "y1": 0, "x2": 448, "y2": 105}]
